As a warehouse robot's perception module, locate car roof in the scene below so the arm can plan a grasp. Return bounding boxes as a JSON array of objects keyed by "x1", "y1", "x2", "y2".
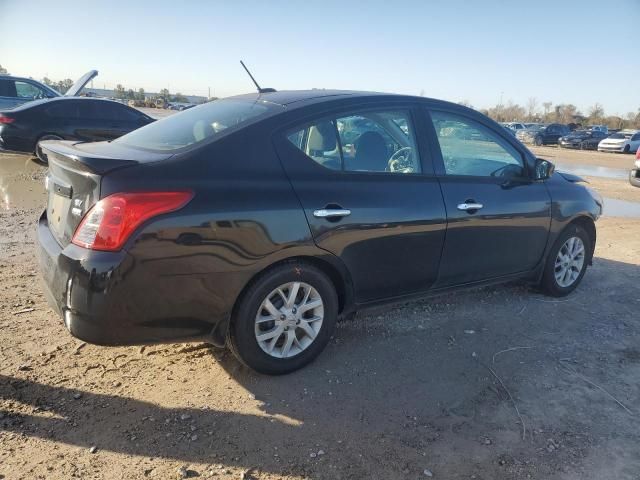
[
  {"x1": 0, "y1": 74, "x2": 43, "y2": 82},
  {"x1": 7, "y1": 96, "x2": 133, "y2": 111},
  {"x1": 228, "y1": 89, "x2": 410, "y2": 108}
]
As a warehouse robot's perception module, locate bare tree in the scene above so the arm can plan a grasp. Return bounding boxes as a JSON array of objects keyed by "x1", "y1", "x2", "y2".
[
  {"x1": 588, "y1": 103, "x2": 605, "y2": 124},
  {"x1": 542, "y1": 102, "x2": 552, "y2": 121},
  {"x1": 527, "y1": 97, "x2": 538, "y2": 120}
]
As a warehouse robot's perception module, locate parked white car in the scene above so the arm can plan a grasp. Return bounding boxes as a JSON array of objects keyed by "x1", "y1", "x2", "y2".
[{"x1": 598, "y1": 130, "x2": 640, "y2": 153}]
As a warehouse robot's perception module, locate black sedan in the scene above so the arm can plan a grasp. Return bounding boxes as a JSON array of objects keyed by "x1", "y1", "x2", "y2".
[
  {"x1": 0, "y1": 97, "x2": 154, "y2": 161},
  {"x1": 558, "y1": 130, "x2": 608, "y2": 150},
  {"x1": 37, "y1": 90, "x2": 602, "y2": 374},
  {"x1": 519, "y1": 123, "x2": 570, "y2": 145}
]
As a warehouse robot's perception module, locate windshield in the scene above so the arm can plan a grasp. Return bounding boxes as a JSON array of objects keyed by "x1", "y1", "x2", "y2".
[
  {"x1": 115, "y1": 98, "x2": 280, "y2": 151},
  {"x1": 609, "y1": 133, "x2": 632, "y2": 139}
]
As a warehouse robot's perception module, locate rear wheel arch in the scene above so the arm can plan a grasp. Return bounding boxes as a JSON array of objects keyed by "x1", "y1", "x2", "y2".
[{"x1": 229, "y1": 255, "x2": 354, "y2": 328}]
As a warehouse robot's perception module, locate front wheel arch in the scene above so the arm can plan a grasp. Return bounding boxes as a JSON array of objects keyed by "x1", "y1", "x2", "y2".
[{"x1": 568, "y1": 216, "x2": 596, "y2": 264}]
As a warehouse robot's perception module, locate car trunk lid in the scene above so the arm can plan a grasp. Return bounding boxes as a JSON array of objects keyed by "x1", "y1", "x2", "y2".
[
  {"x1": 64, "y1": 69, "x2": 99, "y2": 97},
  {"x1": 41, "y1": 140, "x2": 173, "y2": 246}
]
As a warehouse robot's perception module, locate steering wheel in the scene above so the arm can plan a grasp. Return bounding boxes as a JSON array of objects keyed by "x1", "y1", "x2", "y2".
[{"x1": 388, "y1": 147, "x2": 414, "y2": 173}]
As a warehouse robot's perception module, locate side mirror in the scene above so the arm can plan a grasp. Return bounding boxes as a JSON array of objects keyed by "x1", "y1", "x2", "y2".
[{"x1": 534, "y1": 158, "x2": 555, "y2": 180}]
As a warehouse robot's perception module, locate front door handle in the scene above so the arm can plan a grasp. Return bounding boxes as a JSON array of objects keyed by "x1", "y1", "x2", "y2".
[
  {"x1": 457, "y1": 202, "x2": 483, "y2": 211},
  {"x1": 313, "y1": 208, "x2": 351, "y2": 218}
]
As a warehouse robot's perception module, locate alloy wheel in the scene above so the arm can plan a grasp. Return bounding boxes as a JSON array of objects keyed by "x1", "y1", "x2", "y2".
[
  {"x1": 254, "y1": 281, "x2": 324, "y2": 359},
  {"x1": 554, "y1": 236, "x2": 585, "y2": 288}
]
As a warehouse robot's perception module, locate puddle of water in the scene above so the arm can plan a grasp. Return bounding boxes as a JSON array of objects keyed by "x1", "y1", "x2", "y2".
[
  {"x1": 0, "y1": 152, "x2": 47, "y2": 211},
  {"x1": 555, "y1": 163, "x2": 628, "y2": 180},
  {"x1": 602, "y1": 197, "x2": 640, "y2": 218}
]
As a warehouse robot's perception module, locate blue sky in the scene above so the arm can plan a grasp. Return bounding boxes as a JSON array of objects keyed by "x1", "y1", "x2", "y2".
[{"x1": 1, "y1": 0, "x2": 639, "y2": 115}]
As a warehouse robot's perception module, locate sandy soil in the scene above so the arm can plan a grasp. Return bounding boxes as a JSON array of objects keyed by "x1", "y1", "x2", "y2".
[{"x1": 1, "y1": 153, "x2": 639, "y2": 480}]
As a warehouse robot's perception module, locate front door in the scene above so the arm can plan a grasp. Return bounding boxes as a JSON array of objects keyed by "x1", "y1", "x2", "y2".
[
  {"x1": 426, "y1": 109, "x2": 551, "y2": 287},
  {"x1": 275, "y1": 105, "x2": 447, "y2": 303}
]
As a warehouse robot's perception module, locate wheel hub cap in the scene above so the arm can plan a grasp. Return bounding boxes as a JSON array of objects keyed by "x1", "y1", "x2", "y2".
[
  {"x1": 254, "y1": 281, "x2": 324, "y2": 359},
  {"x1": 554, "y1": 236, "x2": 585, "y2": 288}
]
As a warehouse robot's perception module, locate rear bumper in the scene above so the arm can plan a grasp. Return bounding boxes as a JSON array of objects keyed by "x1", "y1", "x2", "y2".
[{"x1": 37, "y1": 211, "x2": 223, "y2": 346}]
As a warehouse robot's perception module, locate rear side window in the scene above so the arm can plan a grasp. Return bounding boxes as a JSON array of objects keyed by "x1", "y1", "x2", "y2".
[
  {"x1": 46, "y1": 102, "x2": 80, "y2": 119},
  {"x1": 287, "y1": 110, "x2": 421, "y2": 174},
  {"x1": 431, "y1": 110, "x2": 524, "y2": 177},
  {"x1": 115, "y1": 99, "x2": 278, "y2": 151}
]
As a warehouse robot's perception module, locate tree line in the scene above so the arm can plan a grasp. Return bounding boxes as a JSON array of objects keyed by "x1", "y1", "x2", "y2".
[{"x1": 459, "y1": 97, "x2": 640, "y2": 130}]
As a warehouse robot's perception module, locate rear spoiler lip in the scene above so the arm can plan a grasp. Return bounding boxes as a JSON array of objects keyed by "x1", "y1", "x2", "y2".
[{"x1": 39, "y1": 140, "x2": 172, "y2": 175}]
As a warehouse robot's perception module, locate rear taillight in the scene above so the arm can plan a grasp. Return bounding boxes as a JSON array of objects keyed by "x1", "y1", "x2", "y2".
[
  {"x1": 636, "y1": 146, "x2": 640, "y2": 160},
  {"x1": 0, "y1": 115, "x2": 15, "y2": 124},
  {"x1": 72, "y1": 191, "x2": 193, "y2": 251}
]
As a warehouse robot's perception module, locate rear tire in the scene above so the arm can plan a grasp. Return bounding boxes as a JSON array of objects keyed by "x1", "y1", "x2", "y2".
[
  {"x1": 539, "y1": 224, "x2": 591, "y2": 297},
  {"x1": 228, "y1": 262, "x2": 338, "y2": 375}
]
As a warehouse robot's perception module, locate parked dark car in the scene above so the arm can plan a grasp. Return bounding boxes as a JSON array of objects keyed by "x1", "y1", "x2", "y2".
[
  {"x1": 0, "y1": 70, "x2": 97, "y2": 110},
  {"x1": 0, "y1": 97, "x2": 154, "y2": 161},
  {"x1": 37, "y1": 90, "x2": 602, "y2": 374},
  {"x1": 558, "y1": 130, "x2": 608, "y2": 150},
  {"x1": 519, "y1": 123, "x2": 570, "y2": 145}
]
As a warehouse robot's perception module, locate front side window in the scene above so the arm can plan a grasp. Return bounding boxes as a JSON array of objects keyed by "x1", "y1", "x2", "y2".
[
  {"x1": 431, "y1": 111, "x2": 524, "y2": 177},
  {"x1": 287, "y1": 110, "x2": 421, "y2": 174},
  {"x1": 115, "y1": 98, "x2": 279, "y2": 151},
  {"x1": 15, "y1": 81, "x2": 45, "y2": 99}
]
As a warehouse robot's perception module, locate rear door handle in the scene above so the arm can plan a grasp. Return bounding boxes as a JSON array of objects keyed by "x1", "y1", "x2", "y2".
[
  {"x1": 457, "y1": 202, "x2": 483, "y2": 211},
  {"x1": 313, "y1": 208, "x2": 351, "y2": 218}
]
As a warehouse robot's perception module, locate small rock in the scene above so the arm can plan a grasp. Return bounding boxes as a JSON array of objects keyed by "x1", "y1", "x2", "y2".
[
  {"x1": 112, "y1": 381, "x2": 121, "y2": 388},
  {"x1": 317, "y1": 449, "x2": 325, "y2": 456},
  {"x1": 89, "y1": 446, "x2": 98, "y2": 454},
  {"x1": 423, "y1": 468, "x2": 433, "y2": 477},
  {"x1": 180, "y1": 414, "x2": 191, "y2": 421},
  {"x1": 464, "y1": 329, "x2": 475, "y2": 334},
  {"x1": 177, "y1": 465, "x2": 189, "y2": 478},
  {"x1": 17, "y1": 364, "x2": 32, "y2": 371},
  {"x1": 73, "y1": 393, "x2": 82, "y2": 400},
  {"x1": 484, "y1": 438, "x2": 492, "y2": 445},
  {"x1": 310, "y1": 452, "x2": 317, "y2": 458},
  {"x1": 190, "y1": 434, "x2": 198, "y2": 441}
]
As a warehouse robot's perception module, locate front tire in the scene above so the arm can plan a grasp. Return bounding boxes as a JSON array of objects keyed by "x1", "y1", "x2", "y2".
[
  {"x1": 228, "y1": 262, "x2": 338, "y2": 374},
  {"x1": 534, "y1": 136, "x2": 543, "y2": 146},
  {"x1": 540, "y1": 225, "x2": 591, "y2": 297}
]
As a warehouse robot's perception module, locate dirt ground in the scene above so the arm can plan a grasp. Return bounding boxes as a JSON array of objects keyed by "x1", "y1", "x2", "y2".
[{"x1": 1, "y1": 149, "x2": 639, "y2": 480}]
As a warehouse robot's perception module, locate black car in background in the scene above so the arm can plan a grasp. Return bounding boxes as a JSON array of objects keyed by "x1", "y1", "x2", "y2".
[
  {"x1": 558, "y1": 130, "x2": 608, "y2": 150},
  {"x1": 0, "y1": 97, "x2": 154, "y2": 161},
  {"x1": 37, "y1": 90, "x2": 602, "y2": 374},
  {"x1": 519, "y1": 123, "x2": 570, "y2": 146}
]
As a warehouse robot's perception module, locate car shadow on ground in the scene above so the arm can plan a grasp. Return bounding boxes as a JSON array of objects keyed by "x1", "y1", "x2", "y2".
[{"x1": 2, "y1": 256, "x2": 640, "y2": 478}]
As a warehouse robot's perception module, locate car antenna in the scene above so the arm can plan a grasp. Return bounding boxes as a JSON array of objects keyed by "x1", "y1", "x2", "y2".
[{"x1": 240, "y1": 60, "x2": 276, "y2": 94}]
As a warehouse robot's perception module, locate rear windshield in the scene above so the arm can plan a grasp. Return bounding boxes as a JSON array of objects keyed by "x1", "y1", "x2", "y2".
[{"x1": 114, "y1": 98, "x2": 280, "y2": 151}]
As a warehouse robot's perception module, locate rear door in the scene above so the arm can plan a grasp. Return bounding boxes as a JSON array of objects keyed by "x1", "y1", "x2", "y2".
[
  {"x1": 425, "y1": 108, "x2": 551, "y2": 287},
  {"x1": 275, "y1": 102, "x2": 447, "y2": 303}
]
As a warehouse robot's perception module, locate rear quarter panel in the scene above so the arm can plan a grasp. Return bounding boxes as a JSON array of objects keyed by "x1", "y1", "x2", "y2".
[{"x1": 99, "y1": 124, "x2": 326, "y2": 342}]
